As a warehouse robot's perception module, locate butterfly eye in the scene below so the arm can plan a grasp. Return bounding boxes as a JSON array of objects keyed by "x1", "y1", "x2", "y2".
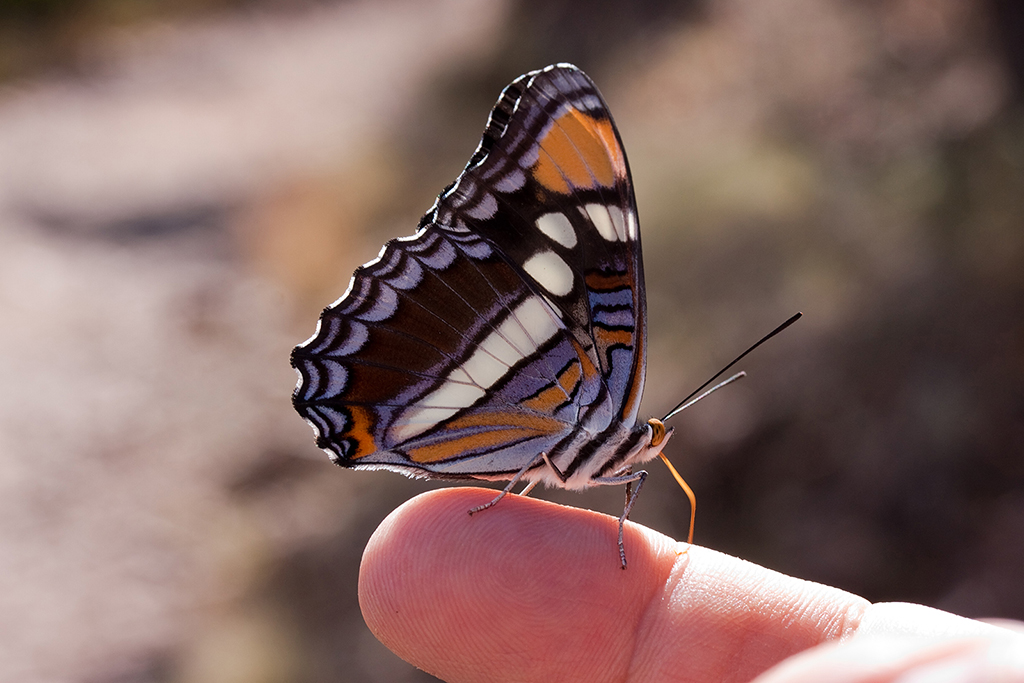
[{"x1": 648, "y1": 418, "x2": 666, "y2": 447}]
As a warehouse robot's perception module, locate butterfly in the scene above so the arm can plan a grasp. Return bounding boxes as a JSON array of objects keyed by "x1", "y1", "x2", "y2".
[{"x1": 292, "y1": 63, "x2": 686, "y2": 568}]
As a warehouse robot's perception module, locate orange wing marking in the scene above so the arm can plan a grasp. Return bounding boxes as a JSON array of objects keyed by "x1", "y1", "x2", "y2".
[
  {"x1": 345, "y1": 405, "x2": 379, "y2": 459},
  {"x1": 566, "y1": 335, "x2": 602, "y2": 386},
  {"x1": 585, "y1": 270, "x2": 632, "y2": 292},
  {"x1": 532, "y1": 109, "x2": 626, "y2": 194},
  {"x1": 522, "y1": 362, "x2": 582, "y2": 413},
  {"x1": 593, "y1": 327, "x2": 633, "y2": 348},
  {"x1": 407, "y1": 412, "x2": 565, "y2": 464}
]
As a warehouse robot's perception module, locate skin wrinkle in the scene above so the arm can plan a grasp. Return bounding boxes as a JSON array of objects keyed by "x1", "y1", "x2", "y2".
[
  {"x1": 791, "y1": 580, "x2": 866, "y2": 645},
  {"x1": 626, "y1": 544, "x2": 694, "y2": 682},
  {"x1": 698, "y1": 568, "x2": 772, "y2": 683},
  {"x1": 787, "y1": 585, "x2": 866, "y2": 647},
  {"x1": 728, "y1": 573, "x2": 855, "y2": 679},
  {"x1": 552, "y1": 520, "x2": 666, "y2": 682},
  {"x1": 836, "y1": 601, "x2": 868, "y2": 642},
  {"x1": 622, "y1": 546, "x2": 870, "y2": 683}
]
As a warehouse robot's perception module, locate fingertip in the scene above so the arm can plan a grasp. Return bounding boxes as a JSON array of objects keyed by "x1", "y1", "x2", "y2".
[{"x1": 359, "y1": 488, "x2": 678, "y2": 682}]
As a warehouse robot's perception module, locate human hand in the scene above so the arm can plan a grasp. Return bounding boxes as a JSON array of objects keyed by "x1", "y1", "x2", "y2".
[{"x1": 359, "y1": 488, "x2": 1024, "y2": 683}]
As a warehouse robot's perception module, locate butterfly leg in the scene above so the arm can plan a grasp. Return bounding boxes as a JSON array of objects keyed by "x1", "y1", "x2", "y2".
[
  {"x1": 511, "y1": 454, "x2": 565, "y2": 497},
  {"x1": 540, "y1": 452, "x2": 569, "y2": 484},
  {"x1": 593, "y1": 469, "x2": 648, "y2": 569},
  {"x1": 468, "y1": 452, "x2": 545, "y2": 515},
  {"x1": 519, "y1": 481, "x2": 539, "y2": 496}
]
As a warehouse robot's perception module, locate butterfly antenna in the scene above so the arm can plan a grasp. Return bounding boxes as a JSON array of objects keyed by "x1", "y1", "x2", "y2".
[
  {"x1": 654, "y1": 312, "x2": 802, "y2": 545},
  {"x1": 662, "y1": 372, "x2": 747, "y2": 421},
  {"x1": 661, "y1": 312, "x2": 802, "y2": 422}
]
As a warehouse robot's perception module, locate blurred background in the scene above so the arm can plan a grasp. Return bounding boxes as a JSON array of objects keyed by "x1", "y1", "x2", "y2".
[{"x1": 1, "y1": 0, "x2": 1022, "y2": 680}]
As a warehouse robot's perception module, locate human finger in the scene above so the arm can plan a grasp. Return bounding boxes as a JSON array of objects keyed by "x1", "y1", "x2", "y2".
[
  {"x1": 754, "y1": 609, "x2": 1024, "y2": 683},
  {"x1": 359, "y1": 487, "x2": 870, "y2": 683}
]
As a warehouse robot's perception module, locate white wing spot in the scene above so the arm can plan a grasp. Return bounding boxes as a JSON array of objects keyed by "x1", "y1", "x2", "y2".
[
  {"x1": 419, "y1": 381, "x2": 486, "y2": 409},
  {"x1": 477, "y1": 329, "x2": 522, "y2": 367},
  {"x1": 535, "y1": 212, "x2": 577, "y2": 248},
  {"x1": 391, "y1": 381, "x2": 485, "y2": 443},
  {"x1": 461, "y1": 344, "x2": 511, "y2": 388},
  {"x1": 509, "y1": 296, "x2": 560, "y2": 349},
  {"x1": 607, "y1": 205, "x2": 626, "y2": 241},
  {"x1": 447, "y1": 366, "x2": 473, "y2": 384},
  {"x1": 523, "y1": 250, "x2": 574, "y2": 296},
  {"x1": 584, "y1": 203, "x2": 620, "y2": 242},
  {"x1": 391, "y1": 406, "x2": 462, "y2": 442},
  {"x1": 390, "y1": 296, "x2": 561, "y2": 442}
]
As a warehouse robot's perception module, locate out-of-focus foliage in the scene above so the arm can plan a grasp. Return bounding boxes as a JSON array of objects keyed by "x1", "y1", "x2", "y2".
[{"x1": 0, "y1": 0, "x2": 325, "y2": 81}]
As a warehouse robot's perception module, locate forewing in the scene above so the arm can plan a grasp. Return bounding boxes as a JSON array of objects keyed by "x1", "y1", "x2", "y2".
[{"x1": 426, "y1": 63, "x2": 648, "y2": 426}]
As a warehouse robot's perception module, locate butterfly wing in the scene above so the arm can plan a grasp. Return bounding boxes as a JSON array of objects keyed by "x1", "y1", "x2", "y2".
[
  {"x1": 291, "y1": 64, "x2": 647, "y2": 481},
  {"x1": 429, "y1": 64, "x2": 648, "y2": 428}
]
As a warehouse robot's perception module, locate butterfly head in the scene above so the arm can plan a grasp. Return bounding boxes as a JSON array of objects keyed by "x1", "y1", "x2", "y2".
[
  {"x1": 622, "y1": 417, "x2": 674, "y2": 469},
  {"x1": 648, "y1": 418, "x2": 670, "y2": 449}
]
